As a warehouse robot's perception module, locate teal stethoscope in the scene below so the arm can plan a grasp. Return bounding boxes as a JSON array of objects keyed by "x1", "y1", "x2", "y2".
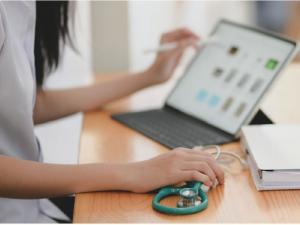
[
  {"x1": 152, "y1": 145, "x2": 246, "y2": 215},
  {"x1": 152, "y1": 180, "x2": 210, "y2": 215}
]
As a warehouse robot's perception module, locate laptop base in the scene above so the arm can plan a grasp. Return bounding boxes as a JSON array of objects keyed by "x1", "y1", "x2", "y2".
[{"x1": 112, "y1": 107, "x2": 273, "y2": 149}]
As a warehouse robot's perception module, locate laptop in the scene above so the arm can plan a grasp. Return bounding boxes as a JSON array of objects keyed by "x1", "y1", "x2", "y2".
[{"x1": 112, "y1": 19, "x2": 298, "y2": 149}]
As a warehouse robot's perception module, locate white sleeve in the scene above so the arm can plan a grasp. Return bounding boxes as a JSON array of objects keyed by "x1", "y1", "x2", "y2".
[{"x1": 0, "y1": 9, "x2": 6, "y2": 52}]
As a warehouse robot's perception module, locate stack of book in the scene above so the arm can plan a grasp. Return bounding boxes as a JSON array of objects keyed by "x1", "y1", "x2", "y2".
[{"x1": 241, "y1": 125, "x2": 300, "y2": 190}]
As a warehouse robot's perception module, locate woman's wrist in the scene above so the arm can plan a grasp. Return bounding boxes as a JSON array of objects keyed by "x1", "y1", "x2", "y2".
[
  {"x1": 103, "y1": 161, "x2": 149, "y2": 193},
  {"x1": 73, "y1": 163, "x2": 142, "y2": 193},
  {"x1": 116, "y1": 160, "x2": 159, "y2": 193},
  {"x1": 112, "y1": 162, "x2": 143, "y2": 192},
  {"x1": 137, "y1": 67, "x2": 162, "y2": 88},
  {"x1": 108, "y1": 163, "x2": 139, "y2": 192}
]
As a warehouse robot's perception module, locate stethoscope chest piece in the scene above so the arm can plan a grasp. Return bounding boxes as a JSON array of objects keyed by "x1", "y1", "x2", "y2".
[{"x1": 177, "y1": 188, "x2": 202, "y2": 208}]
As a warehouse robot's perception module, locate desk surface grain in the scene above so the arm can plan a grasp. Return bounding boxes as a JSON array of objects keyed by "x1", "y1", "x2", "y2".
[{"x1": 73, "y1": 64, "x2": 300, "y2": 223}]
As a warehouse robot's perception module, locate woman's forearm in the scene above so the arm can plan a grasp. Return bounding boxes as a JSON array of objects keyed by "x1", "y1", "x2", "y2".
[
  {"x1": 34, "y1": 71, "x2": 154, "y2": 124},
  {"x1": 0, "y1": 155, "x2": 135, "y2": 199},
  {"x1": 0, "y1": 147, "x2": 225, "y2": 198}
]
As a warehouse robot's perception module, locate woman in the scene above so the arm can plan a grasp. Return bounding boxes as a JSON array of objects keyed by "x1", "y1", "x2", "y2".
[{"x1": 0, "y1": 1, "x2": 224, "y2": 222}]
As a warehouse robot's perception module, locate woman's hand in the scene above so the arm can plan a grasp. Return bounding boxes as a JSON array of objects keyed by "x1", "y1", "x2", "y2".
[
  {"x1": 126, "y1": 147, "x2": 224, "y2": 193},
  {"x1": 145, "y1": 28, "x2": 199, "y2": 85}
]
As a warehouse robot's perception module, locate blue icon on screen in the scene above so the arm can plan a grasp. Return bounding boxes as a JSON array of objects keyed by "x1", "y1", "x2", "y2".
[
  {"x1": 196, "y1": 90, "x2": 220, "y2": 107},
  {"x1": 196, "y1": 89, "x2": 208, "y2": 102},
  {"x1": 208, "y1": 95, "x2": 220, "y2": 107}
]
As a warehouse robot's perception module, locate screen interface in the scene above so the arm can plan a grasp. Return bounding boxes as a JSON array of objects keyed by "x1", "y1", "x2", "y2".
[{"x1": 167, "y1": 21, "x2": 296, "y2": 134}]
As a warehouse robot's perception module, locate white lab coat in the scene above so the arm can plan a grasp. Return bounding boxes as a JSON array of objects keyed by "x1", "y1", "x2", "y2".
[{"x1": 0, "y1": 1, "x2": 68, "y2": 222}]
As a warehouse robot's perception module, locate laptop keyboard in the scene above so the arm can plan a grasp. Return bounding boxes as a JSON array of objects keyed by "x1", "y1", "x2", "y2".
[{"x1": 112, "y1": 108, "x2": 234, "y2": 149}]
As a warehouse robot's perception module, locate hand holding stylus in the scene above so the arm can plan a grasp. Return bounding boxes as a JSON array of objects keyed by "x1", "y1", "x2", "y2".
[
  {"x1": 145, "y1": 28, "x2": 200, "y2": 85},
  {"x1": 144, "y1": 37, "x2": 220, "y2": 54}
]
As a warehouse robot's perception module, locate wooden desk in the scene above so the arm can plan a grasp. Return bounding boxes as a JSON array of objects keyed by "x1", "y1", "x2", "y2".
[{"x1": 74, "y1": 64, "x2": 300, "y2": 223}]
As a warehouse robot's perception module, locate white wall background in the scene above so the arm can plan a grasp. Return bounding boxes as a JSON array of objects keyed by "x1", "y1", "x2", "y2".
[
  {"x1": 90, "y1": 1, "x2": 130, "y2": 73},
  {"x1": 128, "y1": 1, "x2": 255, "y2": 72}
]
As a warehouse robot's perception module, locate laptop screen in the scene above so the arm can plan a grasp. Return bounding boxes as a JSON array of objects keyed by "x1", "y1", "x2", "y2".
[{"x1": 166, "y1": 20, "x2": 297, "y2": 135}]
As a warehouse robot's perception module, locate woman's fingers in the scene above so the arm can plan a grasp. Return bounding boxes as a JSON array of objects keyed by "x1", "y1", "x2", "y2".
[
  {"x1": 169, "y1": 148, "x2": 225, "y2": 187},
  {"x1": 202, "y1": 156, "x2": 225, "y2": 184},
  {"x1": 195, "y1": 156, "x2": 224, "y2": 184},
  {"x1": 161, "y1": 27, "x2": 199, "y2": 43},
  {"x1": 179, "y1": 149, "x2": 225, "y2": 184},
  {"x1": 177, "y1": 37, "x2": 199, "y2": 50},
  {"x1": 161, "y1": 28, "x2": 199, "y2": 43},
  {"x1": 182, "y1": 161, "x2": 216, "y2": 182},
  {"x1": 190, "y1": 149, "x2": 225, "y2": 184},
  {"x1": 181, "y1": 171, "x2": 212, "y2": 186},
  {"x1": 161, "y1": 37, "x2": 197, "y2": 59}
]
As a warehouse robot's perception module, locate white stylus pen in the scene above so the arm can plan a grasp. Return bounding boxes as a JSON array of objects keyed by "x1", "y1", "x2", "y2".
[{"x1": 143, "y1": 37, "x2": 220, "y2": 54}]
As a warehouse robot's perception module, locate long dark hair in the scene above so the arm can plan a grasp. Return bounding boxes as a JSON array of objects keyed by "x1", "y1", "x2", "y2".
[{"x1": 35, "y1": 1, "x2": 70, "y2": 87}]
